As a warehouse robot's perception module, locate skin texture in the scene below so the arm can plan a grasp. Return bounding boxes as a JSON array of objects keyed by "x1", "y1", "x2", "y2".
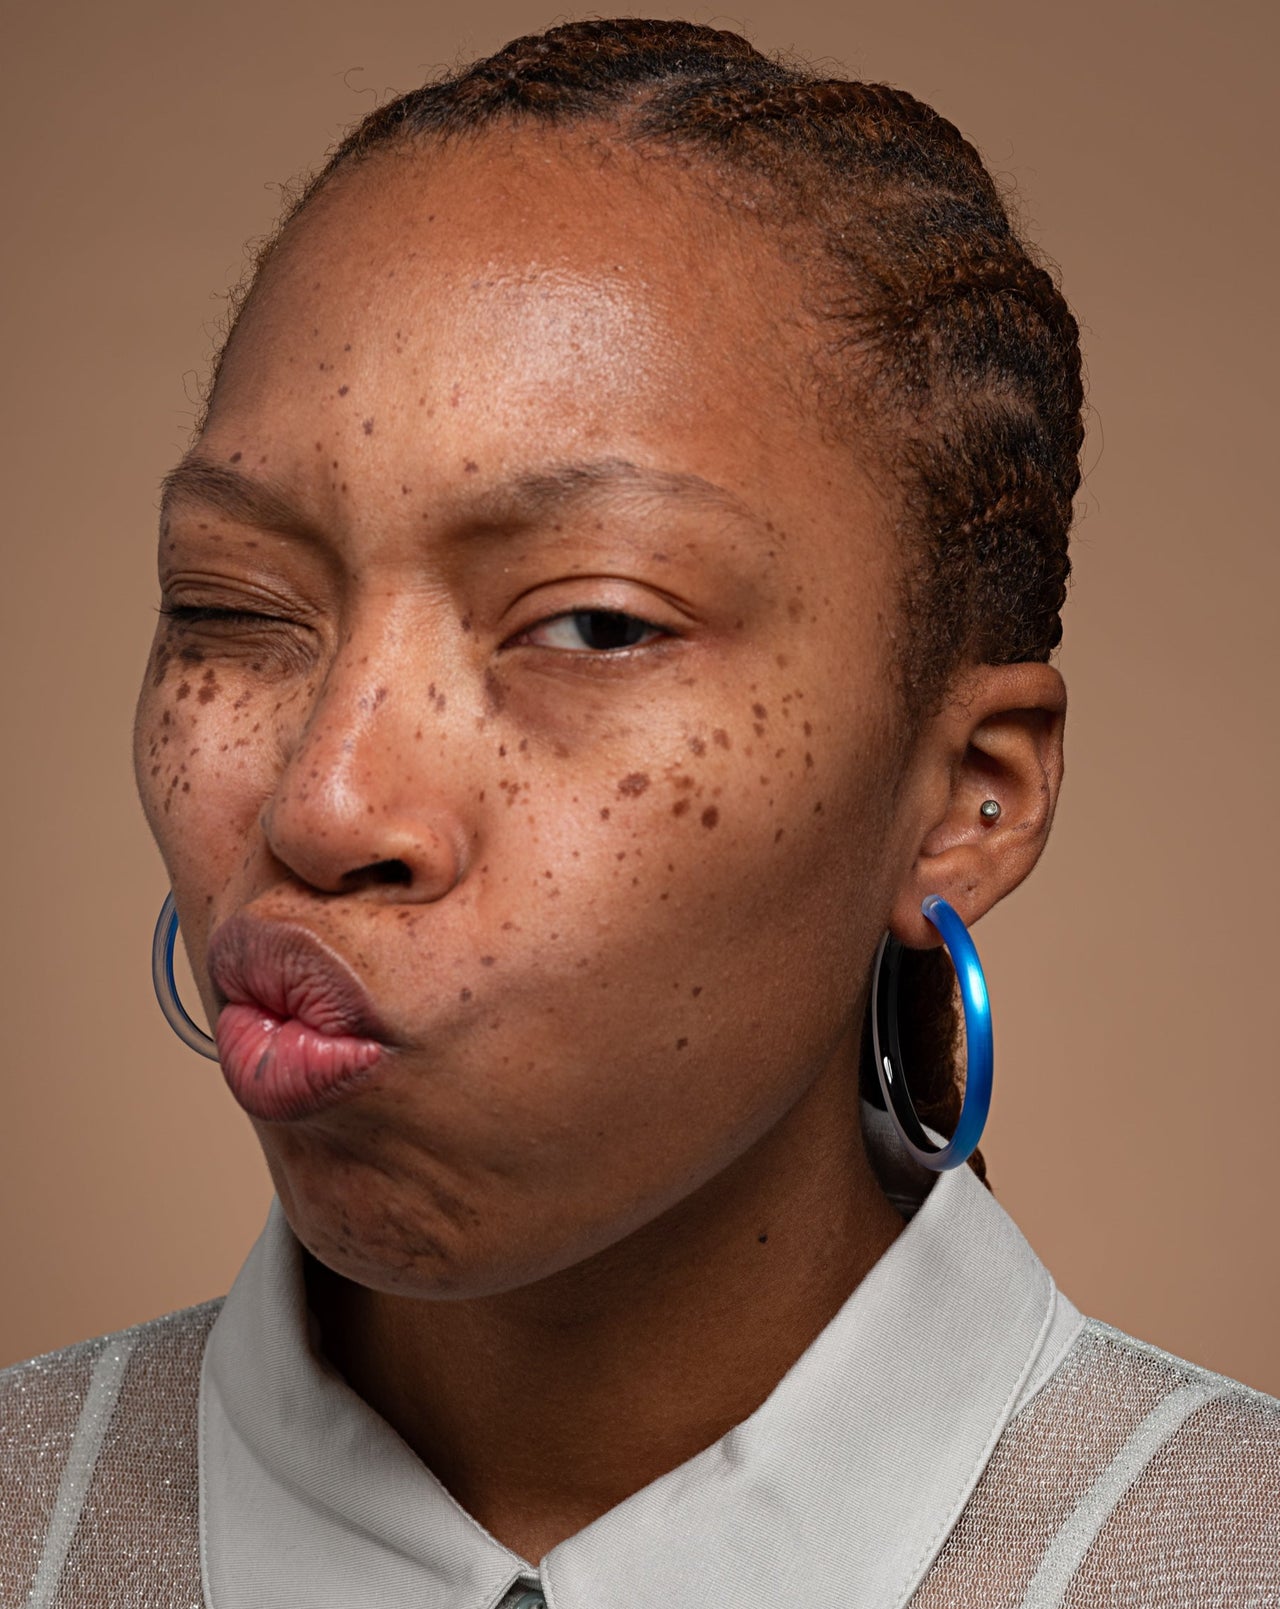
[{"x1": 134, "y1": 130, "x2": 1065, "y2": 1560}]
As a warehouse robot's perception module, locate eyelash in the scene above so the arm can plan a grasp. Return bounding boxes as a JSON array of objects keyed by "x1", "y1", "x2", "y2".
[{"x1": 158, "y1": 604, "x2": 283, "y2": 627}]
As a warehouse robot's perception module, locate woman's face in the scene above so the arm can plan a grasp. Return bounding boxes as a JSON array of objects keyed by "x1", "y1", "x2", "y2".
[{"x1": 134, "y1": 132, "x2": 920, "y2": 1297}]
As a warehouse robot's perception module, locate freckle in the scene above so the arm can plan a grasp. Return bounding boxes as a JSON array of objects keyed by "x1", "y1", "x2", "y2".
[
  {"x1": 175, "y1": 681, "x2": 191, "y2": 700},
  {"x1": 315, "y1": 441, "x2": 323, "y2": 452},
  {"x1": 182, "y1": 781, "x2": 190, "y2": 792},
  {"x1": 600, "y1": 807, "x2": 611, "y2": 820},
  {"x1": 758, "y1": 1233, "x2": 769, "y2": 1244},
  {"x1": 803, "y1": 721, "x2": 812, "y2": 737},
  {"x1": 688, "y1": 736, "x2": 706, "y2": 756},
  {"x1": 338, "y1": 384, "x2": 349, "y2": 396},
  {"x1": 753, "y1": 723, "x2": 765, "y2": 737},
  {"x1": 459, "y1": 987, "x2": 472, "y2": 1002},
  {"x1": 700, "y1": 806, "x2": 720, "y2": 829},
  {"x1": 691, "y1": 985, "x2": 702, "y2": 997},
  {"x1": 813, "y1": 801, "x2": 824, "y2": 814},
  {"x1": 362, "y1": 418, "x2": 374, "y2": 434},
  {"x1": 480, "y1": 956, "x2": 495, "y2": 967},
  {"x1": 775, "y1": 654, "x2": 789, "y2": 668},
  {"x1": 804, "y1": 752, "x2": 815, "y2": 769},
  {"x1": 463, "y1": 459, "x2": 478, "y2": 474},
  {"x1": 483, "y1": 668, "x2": 506, "y2": 714},
  {"x1": 229, "y1": 450, "x2": 242, "y2": 463},
  {"x1": 672, "y1": 798, "x2": 690, "y2": 817},
  {"x1": 518, "y1": 738, "x2": 528, "y2": 753},
  {"x1": 713, "y1": 728, "x2": 730, "y2": 749},
  {"x1": 617, "y1": 772, "x2": 649, "y2": 797},
  {"x1": 676, "y1": 1037, "x2": 688, "y2": 1050}
]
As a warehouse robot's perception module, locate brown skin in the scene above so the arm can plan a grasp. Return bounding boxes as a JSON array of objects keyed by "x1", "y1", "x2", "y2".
[{"x1": 134, "y1": 131, "x2": 1064, "y2": 1561}]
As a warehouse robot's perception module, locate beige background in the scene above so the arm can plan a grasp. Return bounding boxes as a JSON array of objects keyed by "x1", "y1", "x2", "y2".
[{"x1": 2, "y1": 0, "x2": 1276, "y2": 1393}]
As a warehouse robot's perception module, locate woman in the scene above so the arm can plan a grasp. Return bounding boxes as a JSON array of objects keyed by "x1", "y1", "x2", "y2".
[{"x1": 2, "y1": 17, "x2": 1275, "y2": 1606}]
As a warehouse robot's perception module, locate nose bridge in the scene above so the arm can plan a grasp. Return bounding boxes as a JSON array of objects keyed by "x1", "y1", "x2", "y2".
[{"x1": 263, "y1": 597, "x2": 465, "y2": 898}]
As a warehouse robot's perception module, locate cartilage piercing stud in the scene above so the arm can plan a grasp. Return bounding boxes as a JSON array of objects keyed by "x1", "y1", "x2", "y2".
[{"x1": 979, "y1": 798, "x2": 1002, "y2": 821}]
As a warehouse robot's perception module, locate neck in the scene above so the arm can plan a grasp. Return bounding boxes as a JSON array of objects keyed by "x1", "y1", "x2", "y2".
[{"x1": 306, "y1": 1055, "x2": 904, "y2": 1564}]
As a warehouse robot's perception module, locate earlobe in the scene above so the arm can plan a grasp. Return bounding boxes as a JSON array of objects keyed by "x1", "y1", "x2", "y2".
[{"x1": 889, "y1": 663, "x2": 1066, "y2": 948}]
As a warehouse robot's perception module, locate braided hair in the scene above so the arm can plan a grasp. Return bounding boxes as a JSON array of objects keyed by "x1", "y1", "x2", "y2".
[{"x1": 207, "y1": 19, "x2": 1086, "y2": 1184}]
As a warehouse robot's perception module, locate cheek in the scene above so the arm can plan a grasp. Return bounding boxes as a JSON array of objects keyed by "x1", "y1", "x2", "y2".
[
  {"x1": 478, "y1": 698, "x2": 882, "y2": 1111},
  {"x1": 134, "y1": 634, "x2": 285, "y2": 891}
]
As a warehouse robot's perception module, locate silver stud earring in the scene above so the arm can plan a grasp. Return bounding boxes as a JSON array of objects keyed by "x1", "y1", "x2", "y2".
[{"x1": 979, "y1": 798, "x2": 1002, "y2": 822}]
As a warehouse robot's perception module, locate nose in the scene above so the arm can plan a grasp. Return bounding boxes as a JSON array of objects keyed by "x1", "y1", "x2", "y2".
[{"x1": 261, "y1": 668, "x2": 466, "y2": 904}]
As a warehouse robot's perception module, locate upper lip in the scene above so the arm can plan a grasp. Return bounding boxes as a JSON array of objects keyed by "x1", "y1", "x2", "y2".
[{"x1": 207, "y1": 912, "x2": 391, "y2": 1041}]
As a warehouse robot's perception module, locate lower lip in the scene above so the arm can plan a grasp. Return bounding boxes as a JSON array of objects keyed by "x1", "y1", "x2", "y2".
[{"x1": 216, "y1": 1003, "x2": 386, "y2": 1122}]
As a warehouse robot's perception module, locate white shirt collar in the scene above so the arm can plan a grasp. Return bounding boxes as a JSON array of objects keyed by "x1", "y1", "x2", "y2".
[{"x1": 200, "y1": 1106, "x2": 1081, "y2": 1609}]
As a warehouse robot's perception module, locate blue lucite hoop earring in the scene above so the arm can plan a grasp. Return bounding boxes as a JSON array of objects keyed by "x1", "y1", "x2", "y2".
[
  {"x1": 871, "y1": 894, "x2": 992, "y2": 1172},
  {"x1": 152, "y1": 893, "x2": 219, "y2": 1060}
]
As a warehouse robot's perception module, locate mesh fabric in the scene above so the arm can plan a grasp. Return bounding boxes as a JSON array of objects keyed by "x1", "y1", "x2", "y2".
[{"x1": 1, "y1": 1303, "x2": 220, "y2": 1608}]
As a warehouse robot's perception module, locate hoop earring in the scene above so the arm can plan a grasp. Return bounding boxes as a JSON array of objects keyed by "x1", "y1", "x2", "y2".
[
  {"x1": 871, "y1": 894, "x2": 993, "y2": 1172},
  {"x1": 152, "y1": 892, "x2": 219, "y2": 1060}
]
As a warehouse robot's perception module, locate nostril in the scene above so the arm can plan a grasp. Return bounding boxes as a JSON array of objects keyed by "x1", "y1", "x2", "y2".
[{"x1": 341, "y1": 859, "x2": 414, "y2": 889}]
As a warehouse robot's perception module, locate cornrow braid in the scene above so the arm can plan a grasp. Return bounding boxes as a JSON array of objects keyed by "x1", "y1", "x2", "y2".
[{"x1": 208, "y1": 18, "x2": 1087, "y2": 1184}]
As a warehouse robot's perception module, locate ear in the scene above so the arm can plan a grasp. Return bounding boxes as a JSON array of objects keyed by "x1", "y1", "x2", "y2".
[{"x1": 888, "y1": 663, "x2": 1066, "y2": 949}]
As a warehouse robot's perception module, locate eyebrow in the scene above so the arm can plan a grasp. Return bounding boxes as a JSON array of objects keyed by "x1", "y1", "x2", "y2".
[
  {"x1": 158, "y1": 454, "x2": 767, "y2": 543},
  {"x1": 159, "y1": 459, "x2": 324, "y2": 542}
]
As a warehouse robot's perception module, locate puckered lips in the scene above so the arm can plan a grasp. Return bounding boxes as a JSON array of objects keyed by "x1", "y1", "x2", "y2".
[{"x1": 207, "y1": 912, "x2": 390, "y2": 1123}]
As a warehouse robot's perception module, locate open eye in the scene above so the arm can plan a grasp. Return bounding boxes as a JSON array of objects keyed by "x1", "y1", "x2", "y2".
[{"x1": 520, "y1": 609, "x2": 665, "y2": 652}]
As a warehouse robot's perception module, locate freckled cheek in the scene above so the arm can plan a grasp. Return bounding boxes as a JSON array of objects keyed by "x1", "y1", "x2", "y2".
[{"x1": 134, "y1": 670, "x2": 285, "y2": 853}]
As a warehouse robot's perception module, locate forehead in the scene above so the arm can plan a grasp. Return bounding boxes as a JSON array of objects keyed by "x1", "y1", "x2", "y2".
[{"x1": 212, "y1": 130, "x2": 855, "y2": 483}]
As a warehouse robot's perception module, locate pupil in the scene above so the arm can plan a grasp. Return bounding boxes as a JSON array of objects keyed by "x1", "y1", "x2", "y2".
[{"x1": 575, "y1": 610, "x2": 645, "y2": 650}]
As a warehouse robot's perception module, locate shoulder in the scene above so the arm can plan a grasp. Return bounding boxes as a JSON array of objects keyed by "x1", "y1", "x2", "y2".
[
  {"x1": 0, "y1": 1300, "x2": 223, "y2": 1603},
  {"x1": 920, "y1": 1316, "x2": 1279, "y2": 1607},
  {"x1": 1028, "y1": 1316, "x2": 1280, "y2": 1474},
  {"x1": 0, "y1": 1298, "x2": 224, "y2": 1435}
]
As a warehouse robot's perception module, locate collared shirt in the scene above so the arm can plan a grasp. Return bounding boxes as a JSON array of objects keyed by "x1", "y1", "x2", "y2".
[{"x1": 3, "y1": 1106, "x2": 1278, "y2": 1607}]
